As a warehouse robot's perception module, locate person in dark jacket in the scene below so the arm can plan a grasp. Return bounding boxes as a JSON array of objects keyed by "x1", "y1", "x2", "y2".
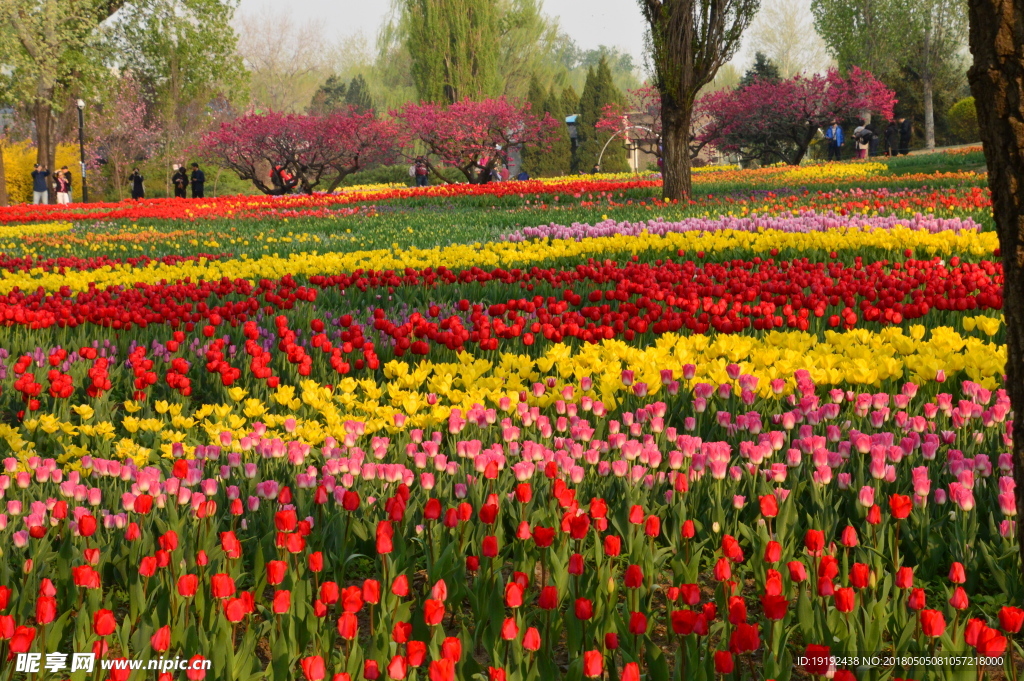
[
  {"x1": 190, "y1": 163, "x2": 205, "y2": 198},
  {"x1": 31, "y1": 165, "x2": 50, "y2": 204},
  {"x1": 898, "y1": 116, "x2": 913, "y2": 156},
  {"x1": 172, "y1": 165, "x2": 189, "y2": 198},
  {"x1": 128, "y1": 168, "x2": 145, "y2": 200},
  {"x1": 884, "y1": 122, "x2": 899, "y2": 156}
]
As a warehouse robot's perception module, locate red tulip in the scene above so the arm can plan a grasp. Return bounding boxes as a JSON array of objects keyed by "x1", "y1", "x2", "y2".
[
  {"x1": 804, "y1": 529, "x2": 824, "y2": 553},
  {"x1": 273, "y1": 590, "x2": 291, "y2": 614},
  {"x1": 761, "y1": 594, "x2": 788, "y2": 620},
  {"x1": 93, "y1": 609, "x2": 117, "y2": 636},
  {"x1": 728, "y1": 622, "x2": 759, "y2": 653},
  {"x1": 628, "y1": 611, "x2": 647, "y2": 635},
  {"x1": 976, "y1": 626, "x2": 1008, "y2": 656},
  {"x1": 377, "y1": 520, "x2": 394, "y2": 554},
  {"x1": 342, "y1": 491, "x2": 360, "y2": 511},
  {"x1": 392, "y1": 574, "x2": 410, "y2": 597},
  {"x1": 523, "y1": 626, "x2": 541, "y2": 651},
  {"x1": 363, "y1": 579, "x2": 381, "y2": 605},
  {"x1": 908, "y1": 588, "x2": 927, "y2": 610},
  {"x1": 211, "y1": 573, "x2": 235, "y2": 598},
  {"x1": 515, "y1": 483, "x2": 532, "y2": 503},
  {"x1": 681, "y1": 519, "x2": 695, "y2": 538},
  {"x1": 728, "y1": 596, "x2": 747, "y2": 624},
  {"x1": 538, "y1": 585, "x2": 558, "y2": 610},
  {"x1": 920, "y1": 609, "x2": 946, "y2": 637},
  {"x1": 301, "y1": 656, "x2": 326, "y2": 681},
  {"x1": 482, "y1": 535, "x2": 499, "y2": 557},
  {"x1": 644, "y1": 515, "x2": 660, "y2": 537},
  {"x1": 428, "y1": 659, "x2": 454, "y2": 681},
  {"x1": 713, "y1": 557, "x2": 732, "y2": 582},
  {"x1": 605, "y1": 632, "x2": 619, "y2": 649},
  {"x1": 850, "y1": 563, "x2": 870, "y2": 589},
  {"x1": 622, "y1": 662, "x2": 640, "y2": 681},
  {"x1": 998, "y1": 606, "x2": 1024, "y2": 634},
  {"x1": 763, "y1": 540, "x2": 781, "y2": 564},
  {"x1": 866, "y1": 504, "x2": 882, "y2": 525},
  {"x1": 834, "y1": 587, "x2": 856, "y2": 613},
  {"x1": 365, "y1": 661, "x2": 381, "y2": 680},
  {"x1": 840, "y1": 525, "x2": 858, "y2": 547},
  {"x1": 386, "y1": 655, "x2": 407, "y2": 680},
  {"x1": 337, "y1": 612, "x2": 358, "y2": 639},
  {"x1": 759, "y1": 494, "x2": 778, "y2": 518},
  {"x1": 0, "y1": 586, "x2": 8, "y2": 611},
  {"x1": 501, "y1": 617, "x2": 519, "y2": 640},
  {"x1": 308, "y1": 552, "x2": 324, "y2": 573},
  {"x1": 575, "y1": 598, "x2": 593, "y2": 620},
  {"x1": 628, "y1": 505, "x2": 644, "y2": 524},
  {"x1": 802, "y1": 645, "x2": 831, "y2": 675},
  {"x1": 441, "y1": 637, "x2": 462, "y2": 662},
  {"x1": 948, "y1": 562, "x2": 966, "y2": 584},
  {"x1": 714, "y1": 650, "x2": 734, "y2": 673},
  {"x1": 889, "y1": 494, "x2": 912, "y2": 519},
  {"x1": 35, "y1": 596, "x2": 57, "y2": 624},
  {"x1": 949, "y1": 586, "x2": 969, "y2": 610},
  {"x1": 224, "y1": 598, "x2": 247, "y2": 622},
  {"x1": 151, "y1": 625, "x2": 171, "y2": 652},
  {"x1": 533, "y1": 526, "x2": 555, "y2": 548},
  {"x1": 266, "y1": 560, "x2": 287, "y2": 586},
  {"x1": 505, "y1": 583, "x2": 524, "y2": 608},
  {"x1": 424, "y1": 599, "x2": 445, "y2": 626},
  {"x1": 407, "y1": 641, "x2": 427, "y2": 667},
  {"x1": 488, "y1": 668, "x2": 506, "y2": 681},
  {"x1": 342, "y1": 586, "x2": 363, "y2": 613},
  {"x1": 895, "y1": 566, "x2": 914, "y2": 589},
  {"x1": 787, "y1": 561, "x2": 807, "y2": 582},
  {"x1": 624, "y1": 564, "x2": 643, "y2": 587},
  {"x1": 79, "y1": 514, "x2": 97, "y2": 537},
  {"x1": 583, "y1": 650, "x2": 603, "y2": 678}
]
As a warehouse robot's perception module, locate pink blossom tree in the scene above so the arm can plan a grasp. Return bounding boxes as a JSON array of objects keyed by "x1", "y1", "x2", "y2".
[
  {"x1": 199, "y1": 109, "x2": 400, "y2": 195},
  {"x1": 697, "y1": 68, "x2": 897, "y2": 165},
  {"x1": 394, "y1": 98, "x2": 559, "y2": 184},
  {"x1": 88, "y1": 73, "x2": 163, "y2": 200}
]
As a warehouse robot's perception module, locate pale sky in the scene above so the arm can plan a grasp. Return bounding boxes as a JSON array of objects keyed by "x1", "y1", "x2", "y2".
[{"x1": 237, "y1": 0, "x2": 652, "y2": 65}]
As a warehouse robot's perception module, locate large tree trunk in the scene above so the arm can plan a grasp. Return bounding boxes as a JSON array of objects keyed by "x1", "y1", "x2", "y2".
[
  {"x1": 967, "y1": 0, "x2": 1024, "y2": 573},
  {"x1": 922, "y1": 74, "x2": 936, "y2": 150},
  {"x1": 661, "y1": 93, "x2": 693, "y2": 201},
  {"x1": 34, "y1": 100, "x2": 55, "y2": 196}
]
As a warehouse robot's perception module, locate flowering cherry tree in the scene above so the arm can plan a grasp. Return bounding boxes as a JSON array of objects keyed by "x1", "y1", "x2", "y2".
[
  {"x1": 394, "y1": 98, "x2": 559, "y2": 184},
  {"x1": 88, "y1": 73, "x2": 162, "y2": 200},
  {"x1": 697, "y1": 68, "x2": 897, "y2": 165},
  {"x1": 200, "y1": 109, "x2": 400, "y2": 195}
]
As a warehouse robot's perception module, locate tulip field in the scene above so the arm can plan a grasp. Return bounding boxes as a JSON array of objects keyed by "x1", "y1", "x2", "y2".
[{"x1": 0, "y1": 159, "x2": 1020, "y2": 681}]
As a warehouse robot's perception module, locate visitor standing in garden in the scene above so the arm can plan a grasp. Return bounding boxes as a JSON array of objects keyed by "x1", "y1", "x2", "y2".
[
  {"x1": 173, "y1": 165, "x2": 189, "y2": 198},
  {"x1": 824, "y1": 121, "x2": 844, "y2": 161},
  {"x1": 190, "y1": 163, "x2": 205, "y2": 198},
  {"x1": 129, "y1": 168, "x2": 145, "y2": 199},
  {"x1": 898, "y1": 116, "x2": 913, "y2": 155},
  {"x1": 31, "y1": 165, "x2": 49, "y2": 204},
  {"x1": 55, "y1": 167, "x2": 72, "y2": 204},
  {"x1": 853, "y1": 120, "x2": 871, "y2": 159},
  {"x1": 414, "y1": 157, "x2": 429, "y2": 187},
  {"x1": 885, "y1": 121, "x2": 899, "y2": 156}
]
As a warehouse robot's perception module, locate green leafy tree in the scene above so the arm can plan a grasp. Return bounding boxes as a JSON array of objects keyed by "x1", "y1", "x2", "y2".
[
  {"x1": 106, "y1": 0, "x2": 245, "y2": 196},
  {"x1": 638, "y1": 0, "x2": 760, "y2": 200},
  {"x1": 948, "y1": 96, "x2": 978, "y2": 142},
  {"x1": 401, "y1": 0, "x2": 502, "y2": 103},
  {"x1": 309, "y1": 76, "x2": 348, "y2": 115},
  {"x1": 574, "y1": 57, "x2": 629, "y2": 173},
  {"x1": 344, "y1": 75, "x2": 374, "y2": 113},
  {"x1": 810, "y1": 0, "x2": 898, "y2": 75},
  {"x1": 0, "y1": 0, "x2": 118, "y2": 179},
  {"x1": 740, "y1": 51, "x2": 782, "y2": 87}
]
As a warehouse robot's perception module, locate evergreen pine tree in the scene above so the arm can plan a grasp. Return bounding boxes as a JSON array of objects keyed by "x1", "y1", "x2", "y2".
[
  {"x1": 345, "y1": 75, "x2": 374, "y2": 113},
  {"x1": 521, "y1": 75, "x2": 549, "y2": 175},
  {"x1": 308, "y1": 76, "x2": 347, "y2": 115},
  {"x1": 560, "y1": 85, "x2": 580, "y2": 117},
  {"x1": 574, "y1": 57, "x2": 629, "y2": 173},
  {"x1": 739, "y1": 52, "x2": 782, "y2": 88},
  {"x1": 538, "y1": 86, "x2": 572, "y2": 176}
]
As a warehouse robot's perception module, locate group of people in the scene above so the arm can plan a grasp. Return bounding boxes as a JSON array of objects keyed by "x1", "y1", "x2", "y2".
[
  {"x1": 29, "y1": 163, "x2": 206, "y2": 203},
  {"x1": 408, "y1": 157, "x2": 529, "y2": 186},
  {"x1": 169, "y1": 163, "x2": 205, "y2": 199},
  {"x1": 30, "y1": 165, "x2": 75, "y2": 205},
  {"x1": 824, "y1": 116, "x2": 914, "y2": 161}
]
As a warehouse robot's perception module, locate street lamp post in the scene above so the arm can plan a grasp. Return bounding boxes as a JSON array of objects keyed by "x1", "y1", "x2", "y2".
[{"x1": 76, "y1": 99, "x2": 88, "y2": 203}]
